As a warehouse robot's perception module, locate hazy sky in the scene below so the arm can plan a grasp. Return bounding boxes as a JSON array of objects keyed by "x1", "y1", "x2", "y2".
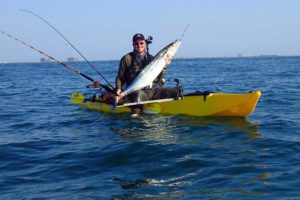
[{"x1": 1, "y1": 0, "x2": 300, "y2": 62}]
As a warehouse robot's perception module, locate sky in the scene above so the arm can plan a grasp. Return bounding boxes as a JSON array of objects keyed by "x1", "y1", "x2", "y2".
[{"x1": 1, "y1": 0, "x2": 300, "y2": 62}]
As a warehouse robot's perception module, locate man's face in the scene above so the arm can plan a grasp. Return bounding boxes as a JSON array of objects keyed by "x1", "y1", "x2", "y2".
[{"x1": 133, "y1": 39, "x2": 146, "y2": 54}]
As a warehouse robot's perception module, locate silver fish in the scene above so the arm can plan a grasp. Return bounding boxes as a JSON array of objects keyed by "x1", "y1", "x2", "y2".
[{"x1": 122, "y1": 39, "x2": 182, "y2": 97}]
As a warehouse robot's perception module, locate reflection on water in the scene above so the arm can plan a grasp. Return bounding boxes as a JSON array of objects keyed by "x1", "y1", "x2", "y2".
[
  {"x1": 107, "y1": 115, "x2": 269, "y2": 199},
  {"x1": 111, "y1": 115, "x2": 260, "y2": 145}
]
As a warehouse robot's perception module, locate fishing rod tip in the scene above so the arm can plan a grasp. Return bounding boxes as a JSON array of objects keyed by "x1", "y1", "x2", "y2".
[{"x1": 19, "y1": 9, "x2": 31, "y2": 13}]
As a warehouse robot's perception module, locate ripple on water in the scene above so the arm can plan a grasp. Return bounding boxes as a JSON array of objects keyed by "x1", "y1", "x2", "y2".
[{"x1": 0, "y1": 58, "x2": 299, "y2": 199}]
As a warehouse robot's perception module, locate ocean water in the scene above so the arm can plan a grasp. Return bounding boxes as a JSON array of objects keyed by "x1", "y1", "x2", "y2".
[{"x1": 0, "y1": 56, "x2": 299, "y2": 199}]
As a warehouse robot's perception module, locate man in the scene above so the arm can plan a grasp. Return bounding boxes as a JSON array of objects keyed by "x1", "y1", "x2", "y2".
[{"x1": 115, "y1": 33, "x2": 179, "y2": 115}]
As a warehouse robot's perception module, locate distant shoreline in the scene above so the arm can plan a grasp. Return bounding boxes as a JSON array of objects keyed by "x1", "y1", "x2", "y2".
[{"x1": 1, "y1": 55, "x2": 300, "y2": 65}]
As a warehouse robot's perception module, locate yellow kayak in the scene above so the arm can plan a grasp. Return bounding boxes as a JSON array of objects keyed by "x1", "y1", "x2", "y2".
[{"x1": 70, "y1": 90, "x2": 261, "y2": 117}]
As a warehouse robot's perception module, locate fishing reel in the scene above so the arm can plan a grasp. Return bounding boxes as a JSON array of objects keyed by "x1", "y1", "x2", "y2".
[
  {"x1": 162, "y1": 78, "x2": 182, "y2": 87},
  {"x1": 174, "y1": 79, "x2": 181, "y2": 88},
  {"x1": 145, "y1": 36, "x2": 153, "y2": 54},
  {"x1": 146, "y1": 36, "x2": 153, "y2": 45},
  {"x1": 86, "y1": 81, "x2": 101, "y2": 88}
]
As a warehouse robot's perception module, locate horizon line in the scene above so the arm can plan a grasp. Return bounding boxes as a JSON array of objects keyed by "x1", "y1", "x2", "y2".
[{"x1": 1, "y1": 54, "x2": 300, "y2": 64}]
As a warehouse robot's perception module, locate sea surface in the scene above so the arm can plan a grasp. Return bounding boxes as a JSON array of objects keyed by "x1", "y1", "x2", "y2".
[{"x1": 0, "y1": 56, "x2": 299, "y2": 199}]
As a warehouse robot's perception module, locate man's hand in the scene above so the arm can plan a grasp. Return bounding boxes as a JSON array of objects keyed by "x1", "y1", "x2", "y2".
[
  {"x1": 116, "y1": 89, "x2": 122, "y2": 95},
  {"x1": 116, "y1": 89, "x2": 125, "y2": 99},
  {"x1": 165, "y1": 54, "x2": 173, "y2": 65}
]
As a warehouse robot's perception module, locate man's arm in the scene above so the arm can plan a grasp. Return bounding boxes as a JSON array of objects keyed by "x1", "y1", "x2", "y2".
[{"x1": 115, "y1": 56, "x2": 127, "y2": 92}]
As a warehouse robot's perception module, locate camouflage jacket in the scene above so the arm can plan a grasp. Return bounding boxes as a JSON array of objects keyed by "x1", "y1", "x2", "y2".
[{"x1": 115, "y1": 52, "x2": 166, "y2": 91}]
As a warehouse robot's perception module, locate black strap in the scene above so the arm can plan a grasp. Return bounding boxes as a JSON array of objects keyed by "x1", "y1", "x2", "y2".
[{"x1": 184, "y1": 91, "x2": 212, "y2": 102}]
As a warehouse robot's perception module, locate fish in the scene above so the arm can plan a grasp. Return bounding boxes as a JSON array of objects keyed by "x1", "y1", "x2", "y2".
[{"x1": 121, "y1": 39, "x2": 182, "y2": 97}]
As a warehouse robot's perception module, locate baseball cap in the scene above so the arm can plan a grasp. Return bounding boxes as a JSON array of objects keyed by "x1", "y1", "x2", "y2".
[{"x1": 132, "y1": 33, "x2": 145, "y2": 42}]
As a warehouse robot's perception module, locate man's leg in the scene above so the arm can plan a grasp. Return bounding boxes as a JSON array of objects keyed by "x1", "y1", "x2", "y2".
[
  {"x1": 127, "y1": 90, "x2": 150, "y2": 114},
  {"x1": 151, "y1": 87, "x2": 179, "y2": 100}
]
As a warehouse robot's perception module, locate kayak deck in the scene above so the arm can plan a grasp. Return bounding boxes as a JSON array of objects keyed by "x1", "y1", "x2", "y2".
[{"x1": 70, "y1": 91, "x2": 261, "y2": 117}]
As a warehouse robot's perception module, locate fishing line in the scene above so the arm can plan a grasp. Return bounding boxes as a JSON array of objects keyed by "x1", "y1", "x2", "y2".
[
  {"x1": 19, "y1": 9, "x2": 114, "y2": 90},
  {"x1": 180, "y1": 24, "x2": 190, "y2": 40}
]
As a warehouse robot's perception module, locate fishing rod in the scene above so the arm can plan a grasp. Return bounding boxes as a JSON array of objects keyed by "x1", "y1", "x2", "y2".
[
  {"x1": 19, "y1": 9, "x2": 115, "y2": 90},
  {"x1": 0, "y1": 30, "x2": 114, "y2": 92}
]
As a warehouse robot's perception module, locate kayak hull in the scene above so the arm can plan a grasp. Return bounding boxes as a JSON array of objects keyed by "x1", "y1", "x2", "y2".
[{"x1": 70, "y1": 91, "x2": 261, "y2": 117}]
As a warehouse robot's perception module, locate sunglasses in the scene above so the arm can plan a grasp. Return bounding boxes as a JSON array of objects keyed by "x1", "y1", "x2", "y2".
[{"x1": 134, "y1": 42, "x2": 145, "y2": 46}]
